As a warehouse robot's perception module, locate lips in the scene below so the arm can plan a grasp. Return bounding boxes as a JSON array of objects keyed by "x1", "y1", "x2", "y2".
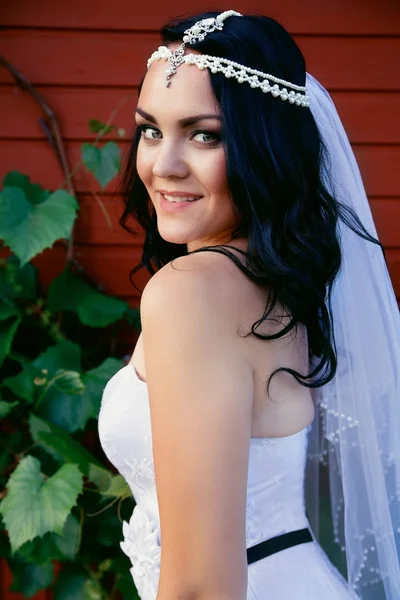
[
  {"x1": 157, "y1": 190, "x2": 203, "y2": 199},
  {"x1": 163, "y1": 194, "x2": 202, "y2": 203},
  {"x1": 158, "y1": 192, "x2": 203, "y2": 212}
]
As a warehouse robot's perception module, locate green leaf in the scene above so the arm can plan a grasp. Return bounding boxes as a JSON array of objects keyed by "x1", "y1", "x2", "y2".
[
  {"x1": 39, "y1": 392, "x2": 88, "y2": 432},
  {"x1": 28, "y1": 414, "x2": 105, "y2": 475},
  {"x1": 28, "y1": 412, "x2": 52, "y2": 438},
  {"x1": 101, "y1": 474, "x2": 131, "y2": 498},
  {"x1": 48, "y1": 268, "x2": 128, "y2": 327},
  {"x1": 0, "y1": 399, "x2": 19, "y2": 418},
  {"x1": 82, "y1": 141, "x2": 121, "y2": 188},
  {"x1": 9, "y1": 559, "x2": 53, "y2": 597},
  {"x1": 88, "y1": 119, "x2": 114, "y2": 135},
  {"x1": 54, "y1": 567, "x2": 103, "y2": 600},
  {"x1": 0, "y1": 187, "x2": 79, "y2": 265},
  {"x1": 31, "y1": 341, "x2": 87, "y2": 430},
  {"x1": 0, "y1": 302, "x2": 20, "y2": 320},
  {"x1": 79, "y1": 293, "x2": 127, "y2": 328},
  {"x1": 0, "y1": 256, "x2": 37, "y2": 300},
  {"x1": 81, "y1": 357, "x2": 124, "y2": 420},
  {"x1": 52, "y1": 513, "x2": 81, "y2": 560},
  {"x1": 2, "y1": 363, "x2": 40, "y2": 403},
  {"x1": 0, "y1": 315, "x2": 21, "y2": 368},
  {"x1": 40, "y1": 356, "x2": 124, "y2": 432},
  {"x1": 88, "y1": 464, "x2": 131, "y2": 498},
  {"x1": 35, "y1": 430, "x2": 102, "y2": 476},
  {"x1": 0, "y1": 455, "x2": 83, "y2": 553},
  {"x1": 33, "y1": 339, "x2": 82, "y2": 373},
  {"x1": 3, "y1": 171, "x2": 50, "y2": 205},
  {"x1": 87, "y1": 463, "x2": 113, "y2": 490},
  {"x1": 16, "y1": 514, "x2": 80, "y2": 564},
  {"x1": 36, "y1": 423, "x2": 87, "y2": 466},
  {"x1": 35, "y1": 384, "x2": 91, "y2": 433},
  {"x1": 51, "y1": 369, "x2": 86, "y2": 396},
  {"x1": 28, "y1": 414, "x2": 62, "y2": 461}
]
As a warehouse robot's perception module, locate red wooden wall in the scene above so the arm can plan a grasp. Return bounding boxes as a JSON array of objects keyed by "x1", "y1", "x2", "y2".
[
  {"x1": 1, "y1": 1, "x2": 400, "y2": 306},
  {"x1": 0, "y1": 1, "x2": 399, "y2": 596}
]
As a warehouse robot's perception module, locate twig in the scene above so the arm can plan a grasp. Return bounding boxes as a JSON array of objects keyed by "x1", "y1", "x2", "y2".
[
  {"x1": 91, "y1": 190, "x2": 113, "y2": 229},
  {"x1": 86, "y1": 494, "x2": 121, "y2": 517},
  {"x1": 0, "y1": 55, "x2": 77, "y2": 261}
]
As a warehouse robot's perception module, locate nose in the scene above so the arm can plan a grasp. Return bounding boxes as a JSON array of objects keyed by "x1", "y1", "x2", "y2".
[{"x1": 152, "y1": 139, "x2": 189, "y2": 179}]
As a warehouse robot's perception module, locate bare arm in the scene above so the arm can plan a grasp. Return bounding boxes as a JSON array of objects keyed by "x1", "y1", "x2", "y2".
[{"x1": 140, "y1": 255, "x2": 254, "y2": 600}]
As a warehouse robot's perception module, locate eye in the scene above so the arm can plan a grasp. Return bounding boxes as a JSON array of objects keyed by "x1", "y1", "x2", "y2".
[
  {"x1": 192, "y1": 130, "x2": 221, "y2": 145},
  {"x1": 138, "y1": 124, "x2": 162, "y2": 140}
]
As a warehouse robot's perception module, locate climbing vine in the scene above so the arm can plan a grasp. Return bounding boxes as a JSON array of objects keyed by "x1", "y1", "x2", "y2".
[{"x1": 0, "y1": 82, "x2": 141, "y2": 598}]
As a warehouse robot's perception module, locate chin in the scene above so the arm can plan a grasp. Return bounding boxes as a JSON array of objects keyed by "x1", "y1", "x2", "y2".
[{"x1": 158, "y1": 230, "x2": 191, "y2": 246}]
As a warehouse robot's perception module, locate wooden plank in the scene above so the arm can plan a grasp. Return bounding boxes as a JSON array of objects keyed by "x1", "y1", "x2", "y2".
[
  {"x1": 330, "y1": 92, "x2": 400, "y2": 144},
  {"x1": 1, "y1": 87, "x2": 399, "y2": 145},
  {"x1": 0, "y1": 0, "x2": 399, "y2": 34},
  {"x1": 386, "y1": 248, "x2": 400, "y2": 293},
  {"x1": 1, "y1": 140, "x2": 399, "y2": 197},
  {"x1": 369, "y1": 199, "x2": 400, "y2": 248},
  {"x1": 0, "y1": 85, "x2": 138, "y2": 140},
  {"x1": 0, "y1": 31, "x2": 399, "y2": 90},
  {"x1": 74, "y1": 245, "x2": 150, "y2": 297},
  {"x1": 33, "y1": 244, "x2": 400, "y2": 300},
  {"x1": 352, "y1": 146, "x2": 399, "y2": 198},
  {"x1": 0, "y1": 30, "x2": 159, "y2": 86},
  {"x1": 74, "y1": 195, "x2": 142, "y2": 245},
  {"x1": 297, "y1": 37, "x2": 400, "y2": 92}
]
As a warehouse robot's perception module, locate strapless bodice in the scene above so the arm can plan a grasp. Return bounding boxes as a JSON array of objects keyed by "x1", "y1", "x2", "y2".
[{"x1": 98, "y1": 363, "x2": 310, "y2": 600}]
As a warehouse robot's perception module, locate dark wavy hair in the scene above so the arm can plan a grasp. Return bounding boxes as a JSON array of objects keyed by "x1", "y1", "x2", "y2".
[{"x1": 119, "y1": 10, "x2": 383, "y2": 396}]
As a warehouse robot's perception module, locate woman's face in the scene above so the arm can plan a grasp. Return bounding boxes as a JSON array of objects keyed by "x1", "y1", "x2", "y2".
[{"x1": 135, "y1": 47, "x2": 242, "y2": 252}]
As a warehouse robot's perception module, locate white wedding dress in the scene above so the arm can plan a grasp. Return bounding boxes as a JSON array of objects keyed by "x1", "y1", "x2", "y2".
[{"x1": 98, "y1": 362, "x2": 359, "y2": 599}]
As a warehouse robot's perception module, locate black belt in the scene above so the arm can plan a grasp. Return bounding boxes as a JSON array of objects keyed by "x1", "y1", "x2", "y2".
[{"x1": 247, "y1": 527, "x2": 313, "y2": 565}]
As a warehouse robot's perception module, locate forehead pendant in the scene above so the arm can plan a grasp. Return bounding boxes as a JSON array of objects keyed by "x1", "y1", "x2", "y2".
[{"x1": 165, "y1": 10, "x2": 242, "y2": 87}]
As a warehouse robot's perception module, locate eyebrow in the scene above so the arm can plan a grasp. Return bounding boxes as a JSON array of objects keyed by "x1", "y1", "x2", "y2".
[{"x1": 135, "y1": 107, "x2": 222, "y2": 127}]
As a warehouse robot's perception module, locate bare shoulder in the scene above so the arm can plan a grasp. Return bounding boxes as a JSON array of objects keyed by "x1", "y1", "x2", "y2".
[{"x1": 140, "y1": 250, "x2": 245, "y2": 324}]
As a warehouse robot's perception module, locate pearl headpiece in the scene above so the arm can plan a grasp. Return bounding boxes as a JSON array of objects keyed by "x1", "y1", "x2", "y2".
[{"x1": 147, "y1": 9, "x2": 310, "y2": 107}]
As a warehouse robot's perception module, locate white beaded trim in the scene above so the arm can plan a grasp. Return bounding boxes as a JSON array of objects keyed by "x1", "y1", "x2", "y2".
[
  {"x1": 146, "y1": 10, "x2": 309, "y2": 106},
  {"x1": 147, "y1": 46, "x2": 310, "y2": 107}
]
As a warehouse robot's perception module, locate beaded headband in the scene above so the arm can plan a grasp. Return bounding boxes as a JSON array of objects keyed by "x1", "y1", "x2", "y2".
[{"x1": 147, "y1": 10, "x2": 311, "y2": 107}]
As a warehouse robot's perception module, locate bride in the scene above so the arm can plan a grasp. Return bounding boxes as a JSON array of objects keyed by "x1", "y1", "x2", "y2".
[{"x1": 98, "y1": 10, "x2": 400, "y2": 600}]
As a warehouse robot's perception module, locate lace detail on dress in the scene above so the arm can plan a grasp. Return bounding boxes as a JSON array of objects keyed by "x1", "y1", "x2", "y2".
[
  {"x1": 246, "y1": 498, "x2": 259, "y2": 544},
  {"x1": 251, "y1": 437, "x2": 280, "y2": 459},
  {"x1": 125, "y1": 457, "x2": 155, "y2": 488}
]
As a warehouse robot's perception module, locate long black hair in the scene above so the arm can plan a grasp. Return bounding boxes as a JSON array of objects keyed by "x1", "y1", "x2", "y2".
[{"x1": 120, "y1": 10, "x2": 383, "y2": 396}]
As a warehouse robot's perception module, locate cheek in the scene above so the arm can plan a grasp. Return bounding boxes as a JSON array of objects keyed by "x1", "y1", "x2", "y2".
[{"x1": 204, "y1": 150, "x2": 228, "y2": 194}]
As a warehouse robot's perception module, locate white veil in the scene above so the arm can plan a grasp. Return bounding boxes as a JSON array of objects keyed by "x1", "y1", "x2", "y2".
[{"x1": 304, "y1": 72, "x2": 400, "y2": 599}]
